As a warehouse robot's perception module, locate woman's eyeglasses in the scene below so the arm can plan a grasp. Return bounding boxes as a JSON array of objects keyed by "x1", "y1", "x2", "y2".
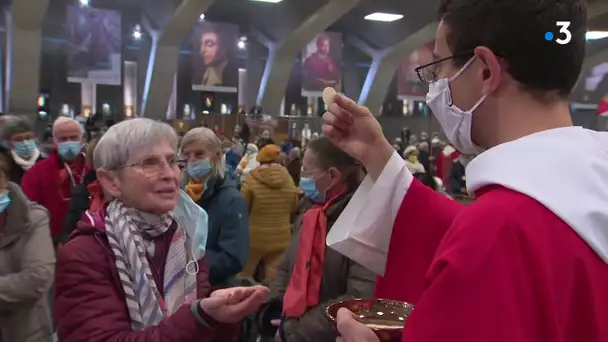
[{"x1": 121, "y1": 157, "x2": 186, "y2": 174}]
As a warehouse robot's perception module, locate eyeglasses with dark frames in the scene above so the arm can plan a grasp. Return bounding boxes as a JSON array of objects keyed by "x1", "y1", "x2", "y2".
[{"x1": 414, "y1": 50, "x2": 475, "y2": 84}]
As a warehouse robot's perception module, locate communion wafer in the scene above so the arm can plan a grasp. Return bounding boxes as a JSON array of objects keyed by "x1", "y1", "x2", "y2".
[{"x1": 322, "y1": 87, "x2": 337, "y2": 106}]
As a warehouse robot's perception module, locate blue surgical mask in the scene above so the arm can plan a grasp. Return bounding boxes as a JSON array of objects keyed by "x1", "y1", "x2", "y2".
[
  {"x1": 14, "y1": 140, "x2": 38, "y2": 158},
  {"x1": 58, "y1": 141, "x2": 82, "y2": 160},
  {"x1": 300, "y1": 176, "x2": 324, "y2": 203},
  {"x1": 187, "y1": 159, "x2": 213, "y2": 180},
  {"x1": 0, "y1": 192, "x2": 11, "y2": 213},
  {"x1": 173, "y1": 190, "x2": 208, "y2": 274}
]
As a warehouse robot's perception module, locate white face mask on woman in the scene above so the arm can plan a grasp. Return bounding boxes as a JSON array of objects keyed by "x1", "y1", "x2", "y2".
[{"x1": 426, "y1": 56, "x2": 486, "y2": 155}]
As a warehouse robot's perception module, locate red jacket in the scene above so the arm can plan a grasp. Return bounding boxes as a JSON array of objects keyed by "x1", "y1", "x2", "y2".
[
  {"x1": 21, "y1": 151, "x2": 90, "y2": 239},
  {"x1": 54, "y1": 207, "x2": 238, "y2": 342}
]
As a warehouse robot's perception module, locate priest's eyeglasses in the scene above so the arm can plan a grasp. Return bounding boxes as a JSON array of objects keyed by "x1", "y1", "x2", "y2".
[{"x1": 414, "y1": 50, "x2": 475, "y2": 84}]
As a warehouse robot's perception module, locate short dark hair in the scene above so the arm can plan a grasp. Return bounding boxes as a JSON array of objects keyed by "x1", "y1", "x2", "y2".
[
  {"x1": 307, "y1": 137, "x2": 361, "y2": 188},
  {"x1": 438, "y1": 0, "x2": 587, "y2": 100}
]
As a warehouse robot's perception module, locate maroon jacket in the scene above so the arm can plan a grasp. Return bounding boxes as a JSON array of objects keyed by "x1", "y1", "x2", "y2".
[{"x1": 54, "y1": 207, "x2": 238, "y2": 342}]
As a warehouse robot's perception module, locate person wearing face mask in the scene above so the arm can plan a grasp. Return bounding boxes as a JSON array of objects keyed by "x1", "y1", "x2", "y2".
[
  {"x1": 21, "y1": 117, "x2": 91, "y2": 246},
  {"x1": 257, "y1": 137, "x2": 374, "y2": 342},
  {"x1": 236, "y1": 143, "x2": 259, "y2": 178},
  {"x1": 402, "y1": 146, "x2": 425, "y2": 175},
  {"x1": 55, "y1": 119, "x2": 267, "y2": 342},
  {"x1": 239, "y1": 144, "x2": 299, "y2": 284},
  {"x1": 1, "y1": 116, "x2": 45, "y2": 184},
  {"x1": 180, "y1": 127, "x2": 249, "y2": 287},
  {"x1": 0, "y1": 155, "x2": 55, "y2": 342},
  {"x1": 323, "y1": 0, "x2": 608, "y2": 341}
]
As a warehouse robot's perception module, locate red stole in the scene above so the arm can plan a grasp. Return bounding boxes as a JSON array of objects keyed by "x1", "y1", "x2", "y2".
[{"x1": 283, "y1": 189, "x2": 345, "y2": 317}]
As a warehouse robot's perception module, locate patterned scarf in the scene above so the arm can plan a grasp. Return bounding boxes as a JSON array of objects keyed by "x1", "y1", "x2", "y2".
[{"x1": 105, "y1": 200, "x2": 197, "y2": 330}]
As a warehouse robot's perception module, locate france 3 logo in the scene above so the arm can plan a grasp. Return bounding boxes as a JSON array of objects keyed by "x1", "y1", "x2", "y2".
[{"x1": 544, "y1": 21, "x2": 572, "y2": 45}]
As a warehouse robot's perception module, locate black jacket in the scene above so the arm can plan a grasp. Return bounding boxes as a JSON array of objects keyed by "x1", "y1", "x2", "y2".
[{"x1": 60, "y1": 169, "x2": 97, "y2": 244}]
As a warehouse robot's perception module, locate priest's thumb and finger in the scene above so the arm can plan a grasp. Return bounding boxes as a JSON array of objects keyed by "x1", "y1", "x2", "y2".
[
  {"x1": 323, "y1": 93, "x2": 394, "y2": 180},
  {"x1": 200, "y1": 285, "x2": 270, "y2": 323},
  {"x1": 335, "y1": 308, "x2": 380, "y2": 342}
]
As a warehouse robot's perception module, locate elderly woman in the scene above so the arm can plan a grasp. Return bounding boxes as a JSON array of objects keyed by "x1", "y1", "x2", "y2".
[
  {"x1": 259, "y1": 137, "x2": 375, "y2": 341},
  {"x1": 180, "y1": 127, "x2": 249, "y2": 287},
  {"x1": 0, "y1": 116, "x2": 45, "y2": 184},
  {"x1": 0, "y1": 155, "x2": 55, "y2": 342},
  {"x1": 54, "y1": 119, "x2": 268, "y2": 342}
]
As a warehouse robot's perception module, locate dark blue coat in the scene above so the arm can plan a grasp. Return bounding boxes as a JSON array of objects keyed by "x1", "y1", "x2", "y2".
[{"x1": 194, "y1": 175, "x2": 249, "y2": 286}]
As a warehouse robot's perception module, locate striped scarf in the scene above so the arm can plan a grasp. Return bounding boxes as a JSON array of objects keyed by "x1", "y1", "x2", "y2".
[{"x1": 105, "y1": 200, "x2": 197, "y2": 330}]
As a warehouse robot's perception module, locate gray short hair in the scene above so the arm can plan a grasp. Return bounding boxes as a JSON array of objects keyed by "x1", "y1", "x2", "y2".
[
  {"x1": 93, "y1": 118, "x2": 178, "y2": 170},
  {"x1": 180, "y1": 127, "x2": 226, "y2": 178},
  {"x1": 0, "y1": 116, "x2": 33, "y2": 141}
]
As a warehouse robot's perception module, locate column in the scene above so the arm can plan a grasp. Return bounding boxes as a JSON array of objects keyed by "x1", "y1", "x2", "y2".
[
  {"x1": 357, "y1": 23, "x2": 437, "y2": 115},
  {"x1": 238, "y1": 68, "x2": 247, "y2": 109},
  {"x1": 5, "y1": 0, "x2": 50, "y2": 122},
  {"x1": 81, "y1": 81, "x2": 95, "y2": 117},
  {"x1": 342, "y1": 42, "x2": 362, "y2": 101},
  {"x1": 256, "y1": 0, "x2": 363, "y2": 116},
  {"x1": 246, "y1": 36, "x2": 266, "y2": 110},
  {"x1": 124, "y1": 61, "x2": 137, "y2": 118},
  {"x1": 166, "y1": 73, "x2": 177, "y2": 120},
  {"x1": 140, "y1": 0, "x2": 217, "y2": 120}
]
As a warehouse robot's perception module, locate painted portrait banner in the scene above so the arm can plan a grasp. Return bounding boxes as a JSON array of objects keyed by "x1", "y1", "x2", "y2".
[
  {"x1": 67, "y1": 5, "x2": 122, "y2": 85},
  {"x1": 397, "y1": 41, "x2": 435, "y2": 101},
  {"x1": 191, "y1": 22, "x2": 239, "y2": 93},
  {"x1": 301, "y1": 32, "x2": 343, "y2": 97}
]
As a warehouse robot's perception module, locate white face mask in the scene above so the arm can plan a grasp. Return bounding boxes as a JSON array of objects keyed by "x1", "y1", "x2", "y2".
[{"x1": 426, "y1": 56, "x2": 486, "y2": 155}]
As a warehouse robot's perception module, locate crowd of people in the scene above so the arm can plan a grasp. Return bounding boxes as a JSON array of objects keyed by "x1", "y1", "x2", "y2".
[{"x1": 0, "y1": 0, "x2": 606, "y2": 341}]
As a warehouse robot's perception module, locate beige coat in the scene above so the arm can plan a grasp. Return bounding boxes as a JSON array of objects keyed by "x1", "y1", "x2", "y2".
[{"x1": 0, "y1": 182, "x2": 55, "y2": 342}]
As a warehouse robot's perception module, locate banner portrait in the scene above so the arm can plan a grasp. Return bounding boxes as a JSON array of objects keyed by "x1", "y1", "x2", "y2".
[
  {"x1": 301, "y1": 32, "x2": 343, "y2": 97},
  {"x1": 397, "y1": 41, "x2": 434, "y2": 100},
  {"x1": 191, "y1": 22, "x2": 239, "y2": 93},
  {"x1": 66, "y1": 5, "x2": 122, "y2": 85}
]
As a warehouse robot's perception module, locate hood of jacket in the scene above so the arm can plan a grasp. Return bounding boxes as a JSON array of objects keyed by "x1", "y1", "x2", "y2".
[
  {"x1": 249, "y1": 164, "x2": 293, "y2": 190},
  {"x1": 467, "y1": 126, "x2": 608, "y2": 263}
]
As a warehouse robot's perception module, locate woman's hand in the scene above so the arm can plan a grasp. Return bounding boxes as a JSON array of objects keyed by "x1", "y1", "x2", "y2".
[
  {"x1": 200, "y1": 285, "x2": 269, "y2": 323},
  {"x1": 335, "y1": 308, "x2": 379, "y2": 342}
]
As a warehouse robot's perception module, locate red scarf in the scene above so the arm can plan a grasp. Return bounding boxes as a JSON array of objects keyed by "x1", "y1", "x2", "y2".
[
  {"x1": 87, "y1": 180, "x2": 104, "y2": 212},
  {"x1": 283, "y1": 190, "x2": 345, "y2": 317}
]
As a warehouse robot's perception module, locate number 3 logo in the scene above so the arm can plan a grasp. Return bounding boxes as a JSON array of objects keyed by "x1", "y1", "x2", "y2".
[{"x1": 556, "y1": 21, "x2": 572, "y2": 45}]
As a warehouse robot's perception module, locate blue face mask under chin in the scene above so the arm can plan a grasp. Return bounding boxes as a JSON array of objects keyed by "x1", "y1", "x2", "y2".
[{"x1": 187, "y1": 159, "x2": 213, "y2": 180}]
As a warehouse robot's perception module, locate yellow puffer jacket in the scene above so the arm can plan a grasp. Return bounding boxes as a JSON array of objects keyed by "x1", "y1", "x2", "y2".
[{"x1": 241, "y1": 164, "x2": 299, "y2": 251}]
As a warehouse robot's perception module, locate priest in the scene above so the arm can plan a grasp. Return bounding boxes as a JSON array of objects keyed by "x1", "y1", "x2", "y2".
[{"x1": 324, "y1": 0, "x2": 608, "y2": 341}]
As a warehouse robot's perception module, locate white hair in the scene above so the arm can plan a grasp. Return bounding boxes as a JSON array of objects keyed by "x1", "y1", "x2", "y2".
[
  {"x1": 93, "y1": 118, "x2": 178, "y2": 170},
  {"x1": 52, "y1": 116, "x2": 83, "y2": 136},
  {"x1": 180, "y1": 127, "x2": 226, "y2": 178}
]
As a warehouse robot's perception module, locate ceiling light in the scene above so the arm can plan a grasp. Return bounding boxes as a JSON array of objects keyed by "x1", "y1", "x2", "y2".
[
  {"x1": 586, "y1": 31, "x2": 608, "y2": 41},
  {"x1": 364, "y1": 12, "x2": 403, "y2": 22},
  {"x1": 238, "y1": 41, "x2": 246, "y2": 49},
  {"x1": 133, "y1": 31, "x2": 142, "y2": 40},
  {"x1": 199, "y1": 13, "x2": 205, "y2": 20},
  {"x1": 240, "y1": 36, "x2": 247, "y2": 42},
  {"x1": 249, "y1": 0, "x2": 283, "y2": 3},
  {"x1": 79, "y1": 0, "x2": 90, "y2": 6}
]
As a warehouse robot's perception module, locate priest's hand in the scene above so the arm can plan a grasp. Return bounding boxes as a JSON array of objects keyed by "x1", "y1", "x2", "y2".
[
  {"x1": 200, "y1": 285, "x2": 269, "y2": 323},
  {"x1": 335, "y1": 308, "x2": 380, "y2": 342},
  {"x1": 322, "y1": 94, "x2": 393, "y2": 180}
]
